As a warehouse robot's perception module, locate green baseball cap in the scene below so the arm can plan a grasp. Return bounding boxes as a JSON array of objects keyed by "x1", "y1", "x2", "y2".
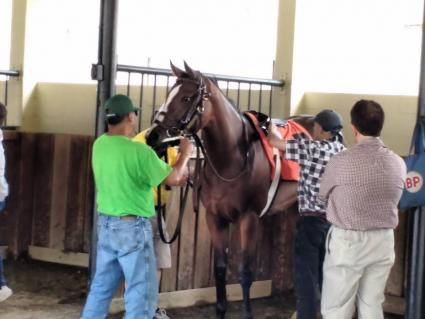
[{"x1": 104, "y1": 94, "x2": 140, "y2": 117}]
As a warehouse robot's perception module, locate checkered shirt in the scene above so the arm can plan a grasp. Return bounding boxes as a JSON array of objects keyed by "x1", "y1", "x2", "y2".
[
  {"x1": 318, "y1": 137, "x2": 407, "y2": 230},
  {"x1": 285, "y1": 132, "x2": 346, "y2": 215}
]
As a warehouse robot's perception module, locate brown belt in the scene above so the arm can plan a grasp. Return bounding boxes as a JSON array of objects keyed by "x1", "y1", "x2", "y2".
[
  {"x1": 120, "y1": 215, "x2": 137, "y2": 221},
  {"x1": 300, "y1": 211, "x2": 326, "y2": 218}
]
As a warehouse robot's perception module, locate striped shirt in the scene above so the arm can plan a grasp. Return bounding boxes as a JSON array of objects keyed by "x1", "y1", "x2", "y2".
[
  {"x1": 285, "y1": 132, "x2": 346, "y2": 215},
  {"x1": 318, "y1": 137, "x2": 406, "y2": 230}
]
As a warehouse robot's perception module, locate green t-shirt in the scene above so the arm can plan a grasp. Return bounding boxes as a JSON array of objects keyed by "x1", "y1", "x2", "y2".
[{"x1": 92, "y1": 134, "x2": 172, "y2": 217}]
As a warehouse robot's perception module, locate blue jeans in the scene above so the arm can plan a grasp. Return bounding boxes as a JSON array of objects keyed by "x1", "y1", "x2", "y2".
[
  {"x1": 81, "y1": 214, "x2": 157, "y2": 319},
  {"x1": 0, "y1": 255, "x2": 6, "y2": 287},
  {"x1": 294, "y1": 216, "x2": 330, "y2": 319}
]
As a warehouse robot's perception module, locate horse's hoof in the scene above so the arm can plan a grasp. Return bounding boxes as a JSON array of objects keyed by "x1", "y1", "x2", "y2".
[
  {"x1": 216, "y1": 312, "x2": 225, "y2": 319},
  {"x1": 242, "y1": 308, "x2": 253, "y2": 319}
]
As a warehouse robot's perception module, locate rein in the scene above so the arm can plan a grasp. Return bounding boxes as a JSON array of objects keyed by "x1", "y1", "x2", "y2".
[
  {"x1": 155, "y1": 76, "x2": 251, "y2": 183},
  {"x1": 153, "y1": 75, "x2": 252, "y2": 235},
  {"x1": 156, "y1": 181, "x2": 190, "y2": 244},
  {"x1": 191, "y1": 114, "x2": 250, "y2": 183}
]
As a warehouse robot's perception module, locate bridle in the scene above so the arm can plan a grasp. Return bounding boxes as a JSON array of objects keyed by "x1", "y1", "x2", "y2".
[
  {"x1": 153, "y1": 76, "x2": 251, "y2": 183},
  {"x1": 153, "y1": 75, "x2": 251, "y2": 244},
  {"x1": 153, "y1": 77, "x2": 210, "y2": 138}
]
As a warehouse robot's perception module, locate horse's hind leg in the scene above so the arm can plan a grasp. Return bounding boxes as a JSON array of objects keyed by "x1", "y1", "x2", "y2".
[
  {"x1": 206, "y1": 213, "x2": 230, "y2": 319},
  {"x1": 239, "y1": 212, "x2": 259, "y2": 319}
]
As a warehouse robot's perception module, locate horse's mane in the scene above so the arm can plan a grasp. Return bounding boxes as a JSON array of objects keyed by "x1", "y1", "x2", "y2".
[{"x1": 174, "y1": 69, "x2": 239, "y2": 111}]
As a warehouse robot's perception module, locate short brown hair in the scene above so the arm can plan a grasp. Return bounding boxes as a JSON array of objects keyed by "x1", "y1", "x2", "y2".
[
  {"x1": 0, "y1": 103, "x2": 7, "y2": 126},
  {"x1": 350, "y1": 100, "x2": 384, "y2": 137}
]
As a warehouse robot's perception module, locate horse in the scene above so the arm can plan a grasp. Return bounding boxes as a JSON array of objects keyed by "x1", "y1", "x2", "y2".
[{"x1": 146, "y1": 62, "x2": 314, "y2": 319}]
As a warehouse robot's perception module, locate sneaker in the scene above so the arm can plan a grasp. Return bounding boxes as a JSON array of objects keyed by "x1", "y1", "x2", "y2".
[
  {"x1": 154, "y1": 308, "x2": 170, "y2": 319},
  {"x1": 0, "y1": 286, "x2": 12, "y2": 302}
]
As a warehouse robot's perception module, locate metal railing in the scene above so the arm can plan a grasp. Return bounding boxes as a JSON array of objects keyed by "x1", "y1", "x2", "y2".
[
  {"x1": 116, "y1": 64, "x2": 285, "y2": 130},
  {"x1": 0, "y1": 70, "x2": 19, "y2": 106}
]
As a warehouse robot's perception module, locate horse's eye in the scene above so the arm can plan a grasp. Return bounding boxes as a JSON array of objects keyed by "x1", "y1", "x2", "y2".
[{"x1": 182, "y1": 96, "x2": 192, "y2": 103}]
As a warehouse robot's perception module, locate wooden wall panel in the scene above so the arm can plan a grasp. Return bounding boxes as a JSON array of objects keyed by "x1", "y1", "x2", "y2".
[
  {"x1": 64, "y1": 136, "x2": 91, "y2": 252},
  {"x1": 0, "y1": 131, "x2": 410, "y2": 298},
  {"x1": 176, "y1": 192, "x2": 197, "y2": 291},
  {"x1": 49, "y1": 135, "x2": 71, "y2": 250},
  {"x1": 192, "y1": 207, "x2": 212, "y2": 288},
  {"x1": 15, "y1": 133, "x2": 36, "y2": 254},
  {"x1": 160, "y1": 187, "x2": 181, "y2": 292},
  {"x1": 385, "y1": 212, "x2": 408, "y2": 296},
  {"x1": 32, "y1": 134, "x2": 55, "y2": 247},
  {"x1": 270, "y1": 205, "x2": 298, "y2": 294},
  {"x1": 256, "y1": 217, "x2": 273, "y2": 281},
  {"x1": 0, "y1": 132, "x2": 20, "y2": 254}
]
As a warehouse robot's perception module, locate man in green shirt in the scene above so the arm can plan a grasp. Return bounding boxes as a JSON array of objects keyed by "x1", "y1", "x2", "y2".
[{"x1": 81, "y1": 94, "x2": 193, "y2": 319}]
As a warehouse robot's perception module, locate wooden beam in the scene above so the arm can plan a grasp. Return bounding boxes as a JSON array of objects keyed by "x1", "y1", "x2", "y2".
[
  {"x1": 109, "y1": 280, "x2": 272, "y2": 313},
  {"x1": 28, "y1": 245, "x2": 88, "y2": 268},
  {"x1": 384, "y1": 295, "x2": 405, "y2": 316},
  {"x1": 288, "y1": 295, "x2": 405, "y2": 319}
]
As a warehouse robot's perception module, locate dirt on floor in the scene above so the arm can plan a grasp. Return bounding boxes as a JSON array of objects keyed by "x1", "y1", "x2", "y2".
[
  {"x1": 0, "y1": 258, "x2": 404, "y2": 319},
  {"x1": 0, "y1": 258, "x2": 297, "y2": 319}
]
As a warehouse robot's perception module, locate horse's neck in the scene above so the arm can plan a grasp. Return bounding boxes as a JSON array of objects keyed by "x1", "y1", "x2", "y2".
[{"x1": 202, "y1": 94, "x2": 247, "y2": 165}]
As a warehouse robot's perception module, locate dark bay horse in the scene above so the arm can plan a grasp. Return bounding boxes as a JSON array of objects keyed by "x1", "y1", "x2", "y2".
[{"x1": 147, "y1": 62, "x2": 314, "y2": 319}]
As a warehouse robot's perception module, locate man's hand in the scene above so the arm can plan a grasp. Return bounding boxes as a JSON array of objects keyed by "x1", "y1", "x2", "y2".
[
  {"x1": 267, "y1": 123, "x2": 285, "y2": 150},
  {"x1": 164, "y1": 138, "x2": 194, "y2": 186},
  {"x1": 179, "y1": 137, "x2": 194, "y2": 158}
]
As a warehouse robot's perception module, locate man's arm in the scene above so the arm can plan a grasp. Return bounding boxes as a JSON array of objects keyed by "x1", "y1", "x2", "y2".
[
  {"x1": 267, "y1": 123, "x2": 286, "y2": 150},
  {"x1": 164, "y1": 138, "x2": 193, "y2": 186},
  {"x1": 318, "y1": 158, "x2": 338, "y2": 205}
]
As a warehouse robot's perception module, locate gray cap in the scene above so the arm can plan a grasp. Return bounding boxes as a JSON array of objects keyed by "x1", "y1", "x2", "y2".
[{"x1": 314, "y1": 109, "x2": 343, "y2": 132}]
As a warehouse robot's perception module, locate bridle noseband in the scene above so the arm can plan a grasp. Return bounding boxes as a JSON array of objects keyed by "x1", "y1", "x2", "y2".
[{"x1": 154, "y1": 77, "x2": 210, "y2": 139}]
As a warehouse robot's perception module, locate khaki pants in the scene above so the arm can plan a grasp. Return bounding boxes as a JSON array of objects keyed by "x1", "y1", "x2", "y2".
[
  {"x1": 321, "y1": 226, "x2": 395, "y2": 319},
  {"x1": 150, "y1": 215, "x2": 172, "y2": 269}
]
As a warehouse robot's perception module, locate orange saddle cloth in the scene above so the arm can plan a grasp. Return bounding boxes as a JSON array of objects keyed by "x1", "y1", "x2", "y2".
[{"x1": 245, "y1": 112, "x2": 312, "y2": 181}]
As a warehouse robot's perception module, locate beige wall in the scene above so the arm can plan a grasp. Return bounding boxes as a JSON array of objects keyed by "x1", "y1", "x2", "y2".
[
  {"x1": 8, "y1": 0, "x2": 420, "y2": 156},
  {"x1": 272, "y1": 0, "x2": 297, "y2": 119},
  {"x1": 21, "y1": 83, "x2": 97, "y2": 135},
  {"x1": 297, "y1": 92, "x2": 417, "y2": 156},
  {"x1": 21, "y1": 83, "x2": 275, "y2": 135}
]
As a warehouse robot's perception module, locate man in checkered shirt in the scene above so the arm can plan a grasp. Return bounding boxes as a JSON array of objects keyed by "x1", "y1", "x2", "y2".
[{"x1": 268, "y1": 110, "x2": 346, "y2": 319}]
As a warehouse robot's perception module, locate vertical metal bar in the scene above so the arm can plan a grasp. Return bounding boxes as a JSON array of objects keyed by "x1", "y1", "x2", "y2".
[
  {"x1": 268, "y1": 85, "x2": 273, "y2": 117},
  {"x1": 248, "y1": 83, "x2": 252, "y2": 111},
  {"x1": 418, "y1": 0, "x2": 425, "y2": 121},
  {"x1": 4, "y1": 77, "x2": 7, "y2": 107},
  {"x1": 3, "y1": 77, "x2": 8, "y2": 126},
  {"x1": 151, "y1": 75, "x2": 157, "y2": 124},
  {"x1": 139, "y1": 74, "x2": 145, "y2": 131},
  {"x1": 91, "y1": 0, "x2": 119, "y2": 280},
  {"x1": 126, "y1": 72, "x2": 131, "y2": 96},
  {"x1": 258, "y1": 84, "x2": 263, "y2": 113},
  {"x1": 406, "y1": 2, "x2": 425, "y2": 318},
  {"x1": 226, "y1": 81, "x2": 229, "y2": 97},
  {"x1": 237, "y1": 82, "x2": 241, "y2": 110},
  {"x1": 4, "y1": 76, "x2": 9, "y2": 126}
]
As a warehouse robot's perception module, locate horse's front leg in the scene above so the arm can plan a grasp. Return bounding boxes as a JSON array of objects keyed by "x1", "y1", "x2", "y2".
[
  {"x1": 239, "y1": 212, "x2": 259, "y2": 319},
  {"x1": 206, "y1": 213, "x2": 230, "y2": 319}
]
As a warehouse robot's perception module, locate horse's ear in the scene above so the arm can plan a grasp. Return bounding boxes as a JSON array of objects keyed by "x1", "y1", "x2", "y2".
[
  {"x1": 183, "y1": 61, "x2": 199, "y2": 81},
  {"x1": 170, "y1": 61, "x2": 185, "y2": 78}
]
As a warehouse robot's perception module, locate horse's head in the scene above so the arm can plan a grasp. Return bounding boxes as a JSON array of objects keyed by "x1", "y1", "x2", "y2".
[{"x1": 146, "y1": 62, "x2": 213, "y2": 151}]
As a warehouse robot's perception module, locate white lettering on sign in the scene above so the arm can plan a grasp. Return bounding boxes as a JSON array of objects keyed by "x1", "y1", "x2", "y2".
[{"x1": 405, "y1": 171, "x2": 423, "y2": 193}]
